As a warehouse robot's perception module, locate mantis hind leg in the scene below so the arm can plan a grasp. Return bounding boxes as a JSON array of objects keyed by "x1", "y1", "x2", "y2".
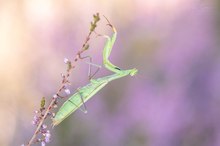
[
  {"x1": 67, "y1": 88, "x2": 88, "y2": 114},
  {"x1": 78, "y1": 89, "x2": 88, "y2": 114}
]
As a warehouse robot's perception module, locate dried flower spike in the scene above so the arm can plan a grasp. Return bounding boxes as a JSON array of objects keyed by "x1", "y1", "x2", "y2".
[
  {"x1": 25, "y1": 13, "x2": 101, "y2": 146},
  {"x1": 40, "y1": 97, "x2": 46, "y2": 108}
]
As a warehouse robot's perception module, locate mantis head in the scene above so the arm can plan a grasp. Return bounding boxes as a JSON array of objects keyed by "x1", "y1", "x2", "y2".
[{"x1": 129, "y1": 68, "x2": 138, "y2": 76}]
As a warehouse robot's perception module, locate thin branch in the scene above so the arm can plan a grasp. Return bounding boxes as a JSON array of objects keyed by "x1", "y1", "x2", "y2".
[{"x1": 26, "y1": 13, "x2": 100, "y2": 146}]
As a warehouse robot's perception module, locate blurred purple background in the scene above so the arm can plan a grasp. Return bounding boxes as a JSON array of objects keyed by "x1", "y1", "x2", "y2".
[{"x1": 0, "y1": 0, "x2": 219, "y2": 146}]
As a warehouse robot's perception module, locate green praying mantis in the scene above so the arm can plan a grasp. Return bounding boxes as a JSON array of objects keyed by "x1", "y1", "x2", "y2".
[{"x1": 53, "y1": 21, "x2": 138, "y2": 126}]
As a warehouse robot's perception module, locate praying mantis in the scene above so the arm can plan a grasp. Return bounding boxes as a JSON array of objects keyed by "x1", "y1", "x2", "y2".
[{"x1": 53, "y1": 21, "x2": 138, "y2": 126}]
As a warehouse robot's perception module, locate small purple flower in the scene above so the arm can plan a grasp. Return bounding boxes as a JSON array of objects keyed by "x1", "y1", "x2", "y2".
[
  {"x1": 42, "y1": 124, "x2": 47, "y2": 129},
  {"x1": 35, "y1": 110, "x2": 39, "y2": 114},
  {"x1": 45, "y1": 132, "x2": 51, "y2": 143},
  {"x1": 61, "y1": 73, "x2": 65, "y2": 78},
  {"x1": 32, "y1": 115, "x2": 40, "y2": 126},
  {"x1": 65, "y1": 88, "x2": 71, "y2": 95},
  {"x1": 53, "y1": 94, "x2": 58, "y2": 99},
  {"x1": 64, "y1": 58, "x2": 69, "y2": 64},
  {"x1": 45, "y1": 137, "x2": 50, "y2": 143},
  {"x1": 33, "y1": 115, "x2": 38, "y2": 121},
  {"x1": 41, "y1": 141, "x2": 46, "y2": 146},
  {"x1": 21, "y1": 144, "x2": 25, "y2": 146},
  {"x1": 32, "y1": 120, "x2": 37, "y2": 125}
]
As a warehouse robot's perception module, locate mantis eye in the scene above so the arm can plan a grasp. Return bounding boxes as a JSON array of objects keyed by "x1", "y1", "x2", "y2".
[{"x1": 130, "y1": 68, "x2": 138, "y2": 76}]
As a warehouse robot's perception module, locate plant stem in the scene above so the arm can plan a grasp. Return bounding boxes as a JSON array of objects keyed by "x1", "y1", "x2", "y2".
[
  {"x1": 27, "y1": 98, "x2": 55, "y2": 146},
  {"x1": 26, "y1": 13, "x2": 100, "y2": 145}
]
